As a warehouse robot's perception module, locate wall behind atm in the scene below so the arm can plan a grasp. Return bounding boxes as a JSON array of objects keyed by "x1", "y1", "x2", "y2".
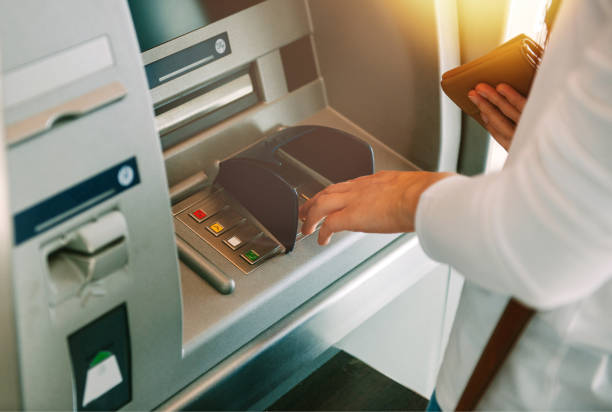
[
  {"x1": 333, "y1": 0, "x2": 510, "y2": 398},
  {"x1": 308, "y1": 0, "x2": 441, "y2": 171},
  {"x1": 455, "y1": 0, "x2": 509, "y2": 175}
]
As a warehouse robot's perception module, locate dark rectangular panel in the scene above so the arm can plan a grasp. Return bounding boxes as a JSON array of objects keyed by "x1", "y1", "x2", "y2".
[
  {"x1": 13, "y1": 157, "x2": 140, "y2": 245},
  {"x1": 144, "y1": 32, "x2": 231, "y2": 89},
  {"x1": 68, "y1": 304, "x2": 132, "y2": 411}
]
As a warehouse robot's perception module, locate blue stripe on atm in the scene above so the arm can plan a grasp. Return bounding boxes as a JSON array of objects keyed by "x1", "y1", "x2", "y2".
[
  {"x1": 144, "y1": 32, "x2": 231, "y2": 89},
  {"x1": 13, "y1": 157, "x2": 140, "y2": 245}
]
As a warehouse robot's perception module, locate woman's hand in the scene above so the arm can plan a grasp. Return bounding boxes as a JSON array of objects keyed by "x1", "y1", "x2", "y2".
[
  {"x1": 468, "y1": 83, "x2": 526, "y2": 151},
  {"x1": 298, "y1": 170, "x2": 453, "y2": 245}
]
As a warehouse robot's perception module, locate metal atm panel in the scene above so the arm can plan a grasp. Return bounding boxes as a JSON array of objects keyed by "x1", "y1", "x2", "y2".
[
  {"x1": 0, "y1": 0, "x2": 461, "y2": 409},
  {"x1": 154, "y1": 0, "x2": 460, "y2": 407},
  {"x1": 1, "y1": 1, "x2": 182, "y2": 409}
]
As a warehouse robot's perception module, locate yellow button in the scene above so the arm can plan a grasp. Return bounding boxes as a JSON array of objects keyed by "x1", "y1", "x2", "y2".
[{"x1": 209, "y1": 223, "x2": 224, "y2": 233}]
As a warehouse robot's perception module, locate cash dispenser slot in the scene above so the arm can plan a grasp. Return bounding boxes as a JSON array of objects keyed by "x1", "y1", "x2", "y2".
[
  {"x1": 175, "y1": 125, "x2": 374, "y2": 292},
  {"x1": 155, "y1": 73, "x2": 254, "y2": 136},
  {"x1": 45, "y1": 211, "x2": 129, "y2": 306}
]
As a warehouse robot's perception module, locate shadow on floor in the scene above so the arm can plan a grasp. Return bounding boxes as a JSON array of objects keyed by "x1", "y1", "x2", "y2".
[{"x1": 266, "y1": 351, "x2": 429, "y2": 411}]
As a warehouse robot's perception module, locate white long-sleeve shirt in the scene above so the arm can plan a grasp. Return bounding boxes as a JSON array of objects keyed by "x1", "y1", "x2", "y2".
[{"x1": 415, "y1": 0, "x2": 612, "y2": 409}]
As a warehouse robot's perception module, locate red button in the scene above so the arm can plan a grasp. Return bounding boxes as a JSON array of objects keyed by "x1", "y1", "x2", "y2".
[{"x1": 192, "y1": 209, "x2": 207, "y2": 220}]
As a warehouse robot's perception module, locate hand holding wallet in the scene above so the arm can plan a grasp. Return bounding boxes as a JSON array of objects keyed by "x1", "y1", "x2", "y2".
[{"x1": 441, "y1": 34, "x2": 544, "y2": 127}]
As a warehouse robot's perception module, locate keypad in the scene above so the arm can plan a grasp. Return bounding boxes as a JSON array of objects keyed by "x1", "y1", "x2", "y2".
[
  {"x1": 206, "y1": 209, "x2": 244, "y2": 237},
  {"x1": 240, "y1": 235, "x2": 279, "y2": 265},
  {"x1": 223, "y1": 223, "x2": 261, "y2": 251}
]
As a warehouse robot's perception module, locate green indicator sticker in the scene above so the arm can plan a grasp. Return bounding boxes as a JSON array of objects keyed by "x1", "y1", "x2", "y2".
[
  {"x1": 90, "y1": 350, "x2": 112, "y2": 368},
  {"x1": 244, "y1": 249, "x2": 260, "y2": 262}
]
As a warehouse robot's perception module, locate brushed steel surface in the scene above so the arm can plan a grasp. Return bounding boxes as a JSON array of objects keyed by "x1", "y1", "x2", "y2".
[
  {"x1": 3, "y1": 2, "x2": 184, "y2": 409},
  {"x1": 162, "y1": 105, "x2": 421, "y2": 411},
  {"x1": 143, "y1": 0, "x2": 310, "y2": 106},
  {"x1": 1, "y1": 1, "x2": 459, "y2": 409},
  {"x1": 163, "y1": 79, "x2": 328, "y2": 187},
  {"x1": 3, "y1": 35, "x2": 114, "y2": 108},
  {"x1": 177, "y1": 237, "x2": 235, "y2": 295},
  {"x1": 158, "y1": 234, "x2": 438, "y2": 411},
  {"x1": 253, "y1": 49, "x2": 289, "y2": 102},
  {"x1": 155, "y1": 74, "x2": 254, "y2": 136},
  {"x1": 169, "y1": 171, "x2": 209, "y2": 204}
]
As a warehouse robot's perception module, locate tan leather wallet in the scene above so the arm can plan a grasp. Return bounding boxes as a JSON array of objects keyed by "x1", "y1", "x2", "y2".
[{"x1": 441, "y1": 34, "x2": 543, "y2": 127}]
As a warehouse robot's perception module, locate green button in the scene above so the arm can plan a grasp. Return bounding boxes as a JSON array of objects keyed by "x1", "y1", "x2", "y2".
[{"x1": 244, "y1": 249, "x2": 260, "y2": 262}]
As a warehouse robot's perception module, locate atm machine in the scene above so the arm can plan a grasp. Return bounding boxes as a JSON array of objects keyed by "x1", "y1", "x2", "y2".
[{"x1": 0, "y1": 0, "x2": 461, "y2": 410}]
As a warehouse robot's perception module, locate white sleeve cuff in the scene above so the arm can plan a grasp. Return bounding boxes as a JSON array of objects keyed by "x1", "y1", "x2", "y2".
[{"x1": 414, "y1": 173, "x2": 512, "y2": 298}]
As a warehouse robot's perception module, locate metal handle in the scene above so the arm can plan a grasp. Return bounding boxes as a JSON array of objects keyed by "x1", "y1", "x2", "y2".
[
  {"x1": 176, "y1": 237, "x2": 235, "y2": 295},
  {"x1": 5, "y1": 81, "x2": 127, "y2": 147}
]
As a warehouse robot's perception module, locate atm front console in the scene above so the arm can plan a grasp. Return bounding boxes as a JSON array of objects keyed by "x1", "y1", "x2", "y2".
[
  {"x1": 175, "y1": 125, "x2": 374, "y2": 288},
  {"x1": 0, "y1": 0, "x2": 451, "y2": 410}
]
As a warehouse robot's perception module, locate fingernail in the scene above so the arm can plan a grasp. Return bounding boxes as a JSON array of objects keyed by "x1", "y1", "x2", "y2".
[
  {"x1": 468, "y1": 95, "x2": 477, "y2": 105},
  {"x1": 481, "y1": 113, "x2": 489, "y2": 124}
]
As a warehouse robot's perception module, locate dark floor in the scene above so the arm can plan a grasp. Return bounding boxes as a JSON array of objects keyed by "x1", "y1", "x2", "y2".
[{"x1": 266, "y1": 351, "x2": 429, "y2": 411}]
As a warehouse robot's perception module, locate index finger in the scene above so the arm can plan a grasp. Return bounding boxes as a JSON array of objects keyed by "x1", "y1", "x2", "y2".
[
  {"x1": 298, "y1": 178, "x2": 361, "y2": 220},
  {"x1": 300, "y1": 192, "x2": 349, "y2": 235}
]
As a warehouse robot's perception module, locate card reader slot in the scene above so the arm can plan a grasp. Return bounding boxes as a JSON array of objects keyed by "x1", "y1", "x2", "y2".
[
  {"x1": 6, "y1": 82, "x2": 127, "y2": 147},
  {"x1": 155, "y1": 73, "x2": 254, "y2": 136}
]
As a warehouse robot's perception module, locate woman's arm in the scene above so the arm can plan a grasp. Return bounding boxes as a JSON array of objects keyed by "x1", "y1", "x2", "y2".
[
  {"x1": 417, "y1": 27, "x2": 612, "y2": 309},
  {"x1": 300, "y1": 23, "x2": 612, "y2": 310}
]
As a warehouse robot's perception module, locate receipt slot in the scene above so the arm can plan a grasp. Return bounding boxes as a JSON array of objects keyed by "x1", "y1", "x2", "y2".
[
  {"x1": 68, "y1": 304, "x2": 131, "y2": 411},
  {"x1": 45, "y1": 211, "x2": 129, "y2": 306}
]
